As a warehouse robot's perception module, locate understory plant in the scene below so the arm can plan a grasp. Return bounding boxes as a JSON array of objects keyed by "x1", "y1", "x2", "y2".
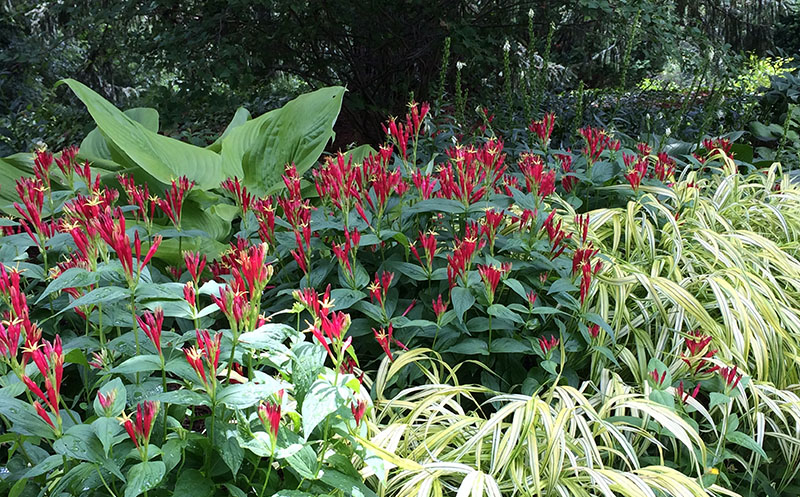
[{"x1": 2, "y1": 81, "x2": 800, "y2": 496}]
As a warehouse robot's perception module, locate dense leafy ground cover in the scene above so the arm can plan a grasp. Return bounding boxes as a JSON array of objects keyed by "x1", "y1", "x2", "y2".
[{"x1": 1, "y1": 81, "x2": 800, "y2": 497}]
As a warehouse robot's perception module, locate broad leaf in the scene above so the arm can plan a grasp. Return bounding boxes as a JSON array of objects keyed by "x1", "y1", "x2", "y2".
[{"x1": 125, "y1": 461, "x2": 165, "y2": 497}]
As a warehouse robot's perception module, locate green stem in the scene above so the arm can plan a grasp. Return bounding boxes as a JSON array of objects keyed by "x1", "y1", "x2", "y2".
[
  {"x1": 226, "y1": 334, "x2": 238, "y2": 383},
  {"x1": 131, "y1": 294, "x2": 140, "y2": 383},
  {"x1": 258, "y1": 451, "x2": 276, "y2": 497}
]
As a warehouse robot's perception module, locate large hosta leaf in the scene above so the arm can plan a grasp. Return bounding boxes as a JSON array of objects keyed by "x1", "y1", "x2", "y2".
[
  {"x1": 79, "y1": 107, "x2": 160, "y2": 171},
  {"x1": 219, "y1": 86, "x2": 345, "y2": 195},
  {"x1": 58, "y1": 79, "x2": 229, "y2": 189},
  {"x1": 0, "y1": 153, "x2": 33, "y2": 214}
]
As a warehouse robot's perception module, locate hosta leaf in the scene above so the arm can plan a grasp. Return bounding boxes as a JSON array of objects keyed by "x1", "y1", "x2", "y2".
[
  {"x1": 490, "y1": 337, "x2": 532, "y2": 353},
  {"x1": 301, "y1": 379, "x2": 347, "y2": 440},
  {"x1": 80, "y1": 107, "x2": 160, "y2": 170},
  {"x1": 220, "y1": 86, "x2": 345, "y2": 195},
  {"x1": 59, "y1": 79, "x2": 228, "y2": 189}
]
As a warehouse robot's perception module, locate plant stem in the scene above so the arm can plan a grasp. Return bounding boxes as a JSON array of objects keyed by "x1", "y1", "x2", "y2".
[{"x1": 258, "y1": 451, "x2": 276, "y2": 497}]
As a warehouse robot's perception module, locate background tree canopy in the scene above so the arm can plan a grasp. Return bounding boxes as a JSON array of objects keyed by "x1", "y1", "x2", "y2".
[{"x1": 2, "y1": 0, "x2": 798, "y2": 154}]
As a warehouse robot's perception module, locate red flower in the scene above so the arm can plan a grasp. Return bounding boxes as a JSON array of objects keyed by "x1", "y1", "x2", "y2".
[
  {"x1": 528, "y1": 113, "x2": 556, "y2": 145},
  {"x1": 374, "y1": 324, "x2": 405, "y2": 361},
  {"x1": 477, "y1": 264, "x2": 504, "y2": 303},
  {"x1": 538, "y1": 335, "x2": 559, "y2": 356},
  {"x1": 588, "y1": 324, "x2": 600, "y2": 339},
  {"x1": 258, "y1": 401, "x2": 281, "y2": 440},
  {"x1": 410, "y1": 231, "x2": 437, "y2": 272},
  {"x1": 368, "y1": 271, "x2": 394, "y2": 307},
  {"x1": 119, "y1": 401, "x2": 160, "y2": 450},
  {"x1": 519, "y1": 153, "x2": 556, "y2": 200},
  {"x1": 718, "y1": 365, "x2": 742, "y2": 391},
  {"x1": 221, "y1": 177, "x2": 253, "y2": 215},
  {"x1": 183, "y1": 251, "x2": 207, "y2": 282},
  {"x1": 649, "y1": 368, "x2": 667, "y2": 387},
  {"x1": 579, "y1": 126, "x2": 614, "y2": 163},
  {"x1": 676, "y1": 381, "x2": 700, "y2": 404},
  {"x1": 136, "y1": 308, "x2": 164, "y2": 355},
  {"x1": 411, "y1": 170, "x2": 438, "y2": 199},
  {"x1": 432, "y1": 294, "x2": 448, "y2": 321},
  {"x1": 158, "y1": 176, "x2": 195, "y2": 227},
  {"x1": 351, "y1": 400, "x2": 367, "y2": 427}
]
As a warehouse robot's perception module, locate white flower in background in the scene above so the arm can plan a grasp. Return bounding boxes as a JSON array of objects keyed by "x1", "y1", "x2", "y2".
[
  {"x1": 665, "y1": 127, "x2": 672, "y2": 137},
  {"x1": 457, "y1": 61, "x2": 466, "y2": 71},
  {"x1": 503, "y1": 39, "x2": 510, "y2": 52},
  {"x1": 475, "y1": 105, "x2": 482, "y2": 114},
  {"x1": 717, "y1": 110, "x2": 725, "y2": 119},
  {"x1": 451, "y1": 135, "x2": 458, "y2": 145},
  {"x1": 499, "y1": 71, "x2": 503, "y2": 77},
  {"x1": 646, "y1": 113, "x2": 651, "y2": 121},
  {"x1": 528, "y1": 8, "x2": 534, "y2": 18}
]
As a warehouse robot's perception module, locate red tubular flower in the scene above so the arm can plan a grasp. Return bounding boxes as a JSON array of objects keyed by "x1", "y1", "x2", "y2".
[
  {"x1": 411, "y1": 170, "x2": 438, "y2": 200},
  {"x1": 702, "y1": 138, "x2": 733, "y2": 156},
  {"x1": 183, "y1": 251, "x2": 207, "y2": 282},
  {"x1": 676, "y1": 381, "x2": 701, "y2": 404},
  {"x1": 136, "y1": 308, "x2": 164, "y2": 355},
  {"x1": 410, "y1": 231, "x2": 437, "y2": 272},
  {"x1": 681, "y1": 331, "x2": 717, "y2": 374},
  {"x1": 384, "y1": 117, "x2": 411, "y2": 160},
  {"x1": 253, "y1": 196, "x2": 277, "y2": 245},
  {"x1": 97, "y1": 390, "x2": 116, "y2": 410},
  {"x1": 482, "y1": 209, "x2": 504, "y2": 249},
  {"x1": 351, "y1": 400, "x2": 367, "y2": 427},
  {"x1": 184, "y1": 330, "x2": 222, "y2": 390},
  {"x1": 718, "y1": 365, "x2": 742, "y2": 391},
  {"x1": 221, "y1": 177, "x2": 253, "y2": 215},
  {"x1": 118, "y1": 173, "x2": 156, "y2": 225},
  {"x1": 556, "y1": 152, "x2": 577, "y2": 193},
  {"x1": 118, "y1": 401, "x2": 160, "y2": 451},
  {"x1": 649, "y1": 368, "x2": 667, "y2": 387},
  {"x1": 579, "y1": 126, "x2": 614, "y2": 164},
  {"x1": 526, "y1": 291, "x2": 538, "y2": 308},
  {"x1": 374, "y1": 324, "x2": 403, "y2": 361},
  {"x1": 432, "y1": 294, "x2": 448, "y2": 321},
  {"x1": 477, "y1": 264, "x2": 504, "y2": 303},
  {"x1": 588, "y1": 324, "x2": 601, "y2": 339},
  {"x1": 158, "y1": 176, "x2": 195, "y2": 227},
  {"x1": 34, "y1": 401, "x2": 56, "y2": 429},
  {"x1": 519, "y1": 153, "x2": 556, "y2": 200},
  {"x1": 55, "y1": 145, "x2": 79, "y2": 179},
  {"x1": 407, "y1": 100, "x2": 430, "y2": 136},
  {"x1": 528, "y1": 112, "x2": 556, "y2": 146},
  {"x1": 439, "y1": 140, "x2": 506, "y2": 206},
  {"x1": 33, "y1": 149, "x2": 53, "y2": 190},
  {"x1": 368, "y1": 271, "x2": 394, "y2": 307},
  {"x1": 184, "y1": 346, "x2": 207, "y2": 384},
  {"x1": 14, "y1": 177, "x2": 51, "y2": 245},
  {"x1": 653, "y1": 153, "x2": 676, "y2": 182},
  {"x1": 0, "y1": 319, "x2": 22, "y2": 359},
  {"x1": 22, "y1": 336, "x2": 63, "y2": 433},
  {"x1": 258, "y1": 401, "x2": 281, "y2": 440},
  {"x1": 134, "y1": 232, "x2": 162, "y2": 274},
  {"x1": 636, "y1": 143, "x2": 652, "y2": 156},
  {"x1": 538, "y1": 335, "x2": 559, "y2": 356}
]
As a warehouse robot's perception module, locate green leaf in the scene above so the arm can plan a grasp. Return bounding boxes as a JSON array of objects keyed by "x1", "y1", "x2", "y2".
[
  {"x1": 111, "y1": 355, "x2": 163, "y2": 375},
  {"x1": 451, "y1": 287, "x2": 475, "y2": 323},
  {"x1": 709, "y1": 392, "x2": 732, "y2": 410},
  {"x1": 547, "y1": 278, "x2": 578, "y2": 295},
  {"x1": 151, "y1": 389, "x2": 210, "y2": 407},
  {"x1": 125, "y1": 461, "x2": 166, "y2": 497},
  {"x1": 0, "y1": 153, "x2": 34, "y2": 214},
  {"x1": 53, "y1": 425, "x2": 105, "y2": 464},
  {"x1": 291, "y1": 342, "x2": 327, "y2": 404},
  {"x1": 329, "y1": 289, "x2": 367, "y2": 311},
  {"x1": 93, "y1": 377, "x2": 127, "y2": 417},
  {"x1": 8, "y1": 477, "x2": 27, "y2": 497},
  {"x1": 58, "y1": 286, "x2": 131, "y2": 314},
  {"x1": 490, "y1": 337, "x2": 532, "y2": 353},
  {"x1": 302, "y1": 379, "x2": 344, "y2": 440},
  {"x1": 217, "y1": 380, "x2": 284, "y2": 409},
  {"x1": 319, "y1": 468, "x2": 379, "y2": 497},
  {"x1": 445, "y1": 338, "x2": 489, "y2": 355},
  {"x1": 727, "y1": 431, "x2": 768, "y2": 460},
  {"x1": 208, "y1": 107, "x2": 252, "y2": 152},
  {"x1": 383, "y1": 261, "x2": 428, "y2": 281},
  {"x1": 0, "y1": 394, "x2": 56, "y2": 438},
  {"x1": 59, "y1": 79, "x2": 227, "y2": 189},
  {"x1": 221, "y1": 86, "x2": 345, "y2": 195},
  {"x1": 36, "y1": 267, "x2": 98, "y2": 303},
  {"x1": 173, "y1": 469, "x2": 214, "y2": 497},
  {"x1": 646, "y1": 358, "x2": 672, "y2": 389},
  {"x1": 649, "y1": 389, "x2": 675, "y2": 410},
  {"x1": 403, "y1": 198, "x2": 466, "y2": 215},
  {"x1": 92, "y1": 417, "x2": 122, "y2": 457},
  {"x1": 218, "y1": 436, "x2": 244, "y2": 477},
  {"x1": 80, "y1": 107, "x2": 160, "y2": 169},
  {"x1": 487, "y1": 304, "x2": 524, "y2": 324}
]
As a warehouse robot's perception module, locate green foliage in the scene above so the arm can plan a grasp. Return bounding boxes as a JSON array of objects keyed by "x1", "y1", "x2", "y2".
[{"x1": 4, "y1": 86, "x2": 800, "y2": 496}]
